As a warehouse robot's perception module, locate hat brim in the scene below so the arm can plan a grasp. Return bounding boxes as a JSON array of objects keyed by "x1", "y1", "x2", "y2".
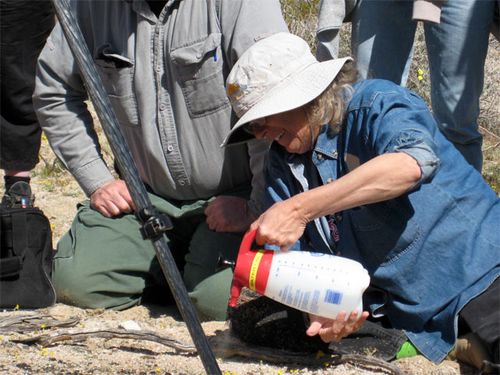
[{"x1": 222, "y1": 57, "x2": 351, "y2": 146}]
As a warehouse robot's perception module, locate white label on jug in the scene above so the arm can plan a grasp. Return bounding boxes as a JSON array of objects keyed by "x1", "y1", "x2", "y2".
[{"x1": 263, "y1": 251, "x2": 370, "y2": 319}]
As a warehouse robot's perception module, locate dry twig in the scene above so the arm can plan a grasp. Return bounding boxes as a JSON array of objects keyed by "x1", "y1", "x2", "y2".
[
  {"x1": 0, "y1": 313, "x2": 79, "y2": 333},
  {"x1": 13, "y1": 328, "x2": 196, "y2": 354}
]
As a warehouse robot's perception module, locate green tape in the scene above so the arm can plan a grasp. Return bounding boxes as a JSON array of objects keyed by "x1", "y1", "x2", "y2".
[{"x1": 396, "y1": 341, "x2": 419, "y2": 359}]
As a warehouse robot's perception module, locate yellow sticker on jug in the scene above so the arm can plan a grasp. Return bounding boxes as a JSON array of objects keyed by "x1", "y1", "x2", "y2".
[{"x1": 249, "y1": 251, "x2": 264, "y2": 290}]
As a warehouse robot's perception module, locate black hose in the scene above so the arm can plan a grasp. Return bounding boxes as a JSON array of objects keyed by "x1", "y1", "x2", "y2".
[{"x1": 50, "y1": 1, "x2": 221, "y2": 373}]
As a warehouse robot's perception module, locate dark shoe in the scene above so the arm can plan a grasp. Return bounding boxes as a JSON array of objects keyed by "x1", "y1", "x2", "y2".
[{"x1": 1, "y1": 181, "x2": 34, "y2": 208}]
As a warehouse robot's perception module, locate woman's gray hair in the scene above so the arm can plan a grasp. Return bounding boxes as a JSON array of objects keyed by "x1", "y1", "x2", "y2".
[{"x1": 305, "y1": 61, "x2": 357, "y2": 132}]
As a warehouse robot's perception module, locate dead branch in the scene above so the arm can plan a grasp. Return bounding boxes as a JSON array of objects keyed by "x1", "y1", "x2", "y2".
[
  {"x1": 12, "y1": 328, "x2": 196, "y2": 354},
  {"x1": 209, "y1": 330, "x2": 405, "y2": 375},
  {"x1": 0, "y1": 313, "x2": 79, "y2": 333}
]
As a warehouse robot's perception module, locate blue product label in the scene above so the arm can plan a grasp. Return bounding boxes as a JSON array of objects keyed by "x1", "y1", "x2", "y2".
[{"x1": 324, "y1": 289, "x2": 343, "y2": 305}]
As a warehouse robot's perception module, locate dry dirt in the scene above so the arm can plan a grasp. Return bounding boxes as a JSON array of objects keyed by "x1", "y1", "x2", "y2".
[
  {"x1": 0, "y1": 143, "x2": 486, "y2": 375},
  {"x1": 0, "y1": 302, "x2": 477, "y2": 375}
]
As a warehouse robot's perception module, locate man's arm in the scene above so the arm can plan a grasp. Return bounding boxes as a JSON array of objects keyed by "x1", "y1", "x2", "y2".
[{"x1": 33, "y1": 22, "x2": 115, "y2": 197}]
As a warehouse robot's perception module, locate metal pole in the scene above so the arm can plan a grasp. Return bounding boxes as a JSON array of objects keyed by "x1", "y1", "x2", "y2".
[{"x1": 50, "y1": 1, "x2": 221, "y2": 373}]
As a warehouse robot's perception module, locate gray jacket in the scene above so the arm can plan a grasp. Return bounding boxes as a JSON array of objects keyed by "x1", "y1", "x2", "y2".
[{"x1": 34, "y1": 0, "x2": 288, "y2": 212}]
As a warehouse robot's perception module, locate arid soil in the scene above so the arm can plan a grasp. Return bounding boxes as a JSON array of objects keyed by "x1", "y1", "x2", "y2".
[
  {"x1": 0, "y1": 142, "x2": 486, "y2": 375},
  {"x1": 0, "y1": 303, "x2": 476, "y2": 375}
]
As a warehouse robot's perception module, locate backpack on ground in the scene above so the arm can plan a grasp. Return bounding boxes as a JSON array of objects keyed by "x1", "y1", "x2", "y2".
[{"x1": 0, "y1": 204, "x2": 56, "y2": 308}]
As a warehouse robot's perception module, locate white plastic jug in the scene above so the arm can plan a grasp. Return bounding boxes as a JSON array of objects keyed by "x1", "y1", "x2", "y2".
[{"x1": 229, "y1": 230, "x2": 370, "y2": 320}]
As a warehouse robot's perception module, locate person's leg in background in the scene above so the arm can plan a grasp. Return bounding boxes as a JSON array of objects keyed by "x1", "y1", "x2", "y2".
[
  {"x1": 0, "y1": 1, "x2": 55, "y2": 205},
  {"x1": 424, "y1": 0, "x2": 495, "y2": 171},
  {"x1": 350, "y1": 0, "x2": 416, "y2": 85}
]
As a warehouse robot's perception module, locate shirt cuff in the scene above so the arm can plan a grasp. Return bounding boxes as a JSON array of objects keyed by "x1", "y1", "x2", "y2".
[
  {"x1": 72, "y1": 158, "x2": 114, "y2": 197},
  {"x1": 396, "y1": 143, "x2": 440, "y2": 188},
  {"x1": 412, "y1": 0, "x2": 443, "y2": 24}
]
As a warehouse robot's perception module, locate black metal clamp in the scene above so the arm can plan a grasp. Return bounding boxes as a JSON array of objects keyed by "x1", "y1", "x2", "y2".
[{"x1": 138, "y1": 207, "x2": 173, "y2": 241}]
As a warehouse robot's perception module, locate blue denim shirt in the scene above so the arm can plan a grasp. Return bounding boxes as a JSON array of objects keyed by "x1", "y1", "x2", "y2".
[{"x1": 264, "y1": 80, "x2": 500, "y2": 362}]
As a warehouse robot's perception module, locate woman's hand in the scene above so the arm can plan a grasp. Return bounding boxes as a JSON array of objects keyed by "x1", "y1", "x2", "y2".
[
  {"x1": 205, "y1": 196, "x2": 256, "y2": 233},
  {"x1": 250, "y1": 197, "x2": 309, "y2": 251},
  {"x1": 90, "y1": 179, "x2": 135, "y2": 217},
  {"x1": 306, "y1": 310, "x2": 369, "y2": 343}
]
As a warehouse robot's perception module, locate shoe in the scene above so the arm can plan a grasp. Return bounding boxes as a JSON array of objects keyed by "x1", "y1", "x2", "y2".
[
  {"x1": 1, "y1": 181, "x2": 35, "y2": 208},
  {"x1": 447, "y1": 332, "x2": 498, "y2": 373}
]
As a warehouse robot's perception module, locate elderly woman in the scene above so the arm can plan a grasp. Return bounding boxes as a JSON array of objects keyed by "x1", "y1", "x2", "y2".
[{"x1": 222, "y1": 33, "x2": 499, "y2": 371}]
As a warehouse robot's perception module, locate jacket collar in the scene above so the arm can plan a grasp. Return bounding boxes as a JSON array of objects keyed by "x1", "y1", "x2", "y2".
[{"x1": 314, "y1": 125, "x2": 339, "y2": 159}]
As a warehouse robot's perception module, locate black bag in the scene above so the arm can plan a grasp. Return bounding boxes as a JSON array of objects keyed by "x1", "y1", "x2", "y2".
[{"x1": 0, "y1": 206, "x2": 56, "y2": 308}]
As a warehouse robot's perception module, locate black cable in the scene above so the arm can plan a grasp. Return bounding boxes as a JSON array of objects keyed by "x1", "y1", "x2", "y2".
[{"x1": 50, "y1": 1, "x2": 221, "y2": 373}]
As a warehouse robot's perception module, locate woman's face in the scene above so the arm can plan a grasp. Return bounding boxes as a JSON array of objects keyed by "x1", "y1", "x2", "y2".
[{"x1": 247, "y1": 107, "x2": 316, "y2": 154}]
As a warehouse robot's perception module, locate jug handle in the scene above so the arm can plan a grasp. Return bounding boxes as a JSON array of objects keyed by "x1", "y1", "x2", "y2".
[
  {"x1": 239, "y1": 229, "x2": 257, "y2": 253},
  {"x1": 228, "y1": 229, "x2": 257, "y2": 308}
]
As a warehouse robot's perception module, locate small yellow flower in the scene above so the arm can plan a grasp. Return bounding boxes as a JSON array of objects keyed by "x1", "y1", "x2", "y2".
[
  {"x1": 14, "y1": 304, "x2": 20, "y2": 311},
  {"x1": 155, "y1": 367, "x2": 162, "y2": 373},
  {"x1": 40, "y1": 347, "x2": 49, "y2": 356},
  {"x1": 418, "y1": 75, "x2": 424, "y2": 81},
  {"x1": 41, "y1": 323, "x2": 47, "y2": 330},
  {"x1": 417, "y1": 68, "x2": 424, "y2": 75}
]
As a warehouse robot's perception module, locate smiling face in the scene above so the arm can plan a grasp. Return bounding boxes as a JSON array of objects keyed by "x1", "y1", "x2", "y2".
[{"x1": 245, "y1": 107, "x2": 318, "y2": 154}]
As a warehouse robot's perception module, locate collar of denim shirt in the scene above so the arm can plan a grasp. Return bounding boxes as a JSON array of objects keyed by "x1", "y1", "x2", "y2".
[{"x1": 312, "y1": 125, "x2": 340, "y2": 160}]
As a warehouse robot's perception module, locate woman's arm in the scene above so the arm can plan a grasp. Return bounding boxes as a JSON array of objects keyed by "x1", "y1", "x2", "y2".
[{"x1": 252, "y1": 152, "x2": 421, "y2": 249}]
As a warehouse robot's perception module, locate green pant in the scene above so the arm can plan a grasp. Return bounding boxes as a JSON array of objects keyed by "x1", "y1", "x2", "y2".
[{"x1": 53, "y1": 193, "x2": 242, "y2": 321}]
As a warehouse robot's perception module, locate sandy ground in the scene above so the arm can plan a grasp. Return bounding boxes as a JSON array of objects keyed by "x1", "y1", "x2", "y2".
[
  {"x1": 0, "y1": 303, "x2": 476, "y2": 375},
  {"x1": 0, "y1": 143, "x2": 484, "y2": 375}
]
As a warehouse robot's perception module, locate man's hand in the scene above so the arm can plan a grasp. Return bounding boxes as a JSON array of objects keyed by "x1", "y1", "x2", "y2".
[
  {"x1": 205, "y1": 195, "x2": 256, "y2": 233},
  {"x1": 90, "y1": 179, "x2": 135, "y2": 217},
  {"x1": 306, "y1": 310, "x2": 369, "y2": 343}
]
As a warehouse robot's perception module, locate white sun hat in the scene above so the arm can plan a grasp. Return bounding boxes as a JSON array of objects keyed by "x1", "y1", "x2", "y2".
[{"x1": 222, "y1": 32, "x2": 352, "y2": 146}]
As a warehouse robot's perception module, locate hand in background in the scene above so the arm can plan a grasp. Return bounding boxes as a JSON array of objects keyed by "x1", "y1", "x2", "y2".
[
  {"x1": 306, "y1": 310, "x2": 369, "y2": 343},
  {"x1": 205, "y1": 195, "x2": 256, "y2": 232},
  {"x1": 90, "y1": 179, "x2": 135, "y2": 217}
]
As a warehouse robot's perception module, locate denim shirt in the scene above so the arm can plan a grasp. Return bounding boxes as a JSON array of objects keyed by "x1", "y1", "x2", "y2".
[{"x1": 265, "y1": 80, "x2": 500, "y2": 362}]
